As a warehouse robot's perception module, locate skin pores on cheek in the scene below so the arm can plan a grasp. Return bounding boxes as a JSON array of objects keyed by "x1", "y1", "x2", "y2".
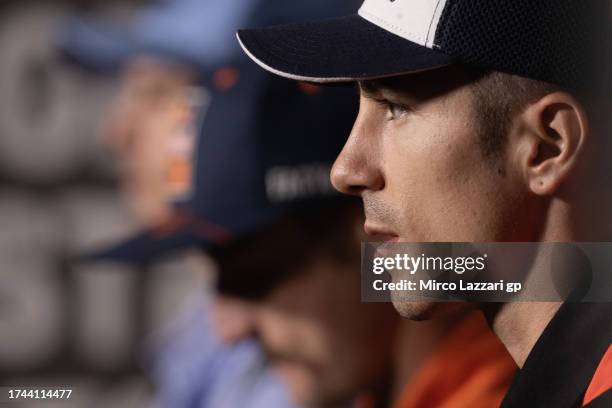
[{"x1": 379, "y1": 89, "x2": 517, "y2": 242}]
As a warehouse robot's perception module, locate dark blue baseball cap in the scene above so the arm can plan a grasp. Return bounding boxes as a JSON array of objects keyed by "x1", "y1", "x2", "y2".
[
  {"x1": 87, "y1": 57, "x2": 358, "y2": 263},
  {"x1": 237, "y1": 0, "x2": 610, "y2": 93}
]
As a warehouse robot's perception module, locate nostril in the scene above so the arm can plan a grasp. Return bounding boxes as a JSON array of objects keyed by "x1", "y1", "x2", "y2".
[
  {"x1": 331, "y1": 161, "x2": 383, "y2": 196},
  {"x1": 330, "y1": 164, "x2": 353, "y2": 195},
  {"x1": 345, "y1": 184, "x2": 366, "y2": 197}
]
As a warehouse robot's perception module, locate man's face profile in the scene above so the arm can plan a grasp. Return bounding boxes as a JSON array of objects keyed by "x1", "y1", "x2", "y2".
[{"x1": 331, "y1": 66, "x2": 588, "y2": 319}]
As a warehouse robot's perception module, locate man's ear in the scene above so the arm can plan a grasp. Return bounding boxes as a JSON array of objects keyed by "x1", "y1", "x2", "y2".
[{"x1": 516, "y1": 92, "x2": 589, "y2": 195}]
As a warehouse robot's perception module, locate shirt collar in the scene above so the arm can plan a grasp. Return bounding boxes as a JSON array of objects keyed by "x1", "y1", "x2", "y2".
[{"x1": 501, "y1": 302, "x2": 612, "y2": 408}]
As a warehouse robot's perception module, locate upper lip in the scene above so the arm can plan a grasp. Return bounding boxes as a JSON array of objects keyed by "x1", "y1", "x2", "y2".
[{"x1": 364, "y1": 223, "x2": 399, "y2": 242}]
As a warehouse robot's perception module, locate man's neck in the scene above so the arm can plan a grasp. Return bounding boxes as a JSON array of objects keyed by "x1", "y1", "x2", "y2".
[
  {"x1": 486, "y1": 301, "x2": 561, "y2": 367},
  {"x1": 488, "y1": 194, "x2": 611, "y2": 367},
  {"x1": 486, "y1": 242, "x2": 563, "y2": 367}
]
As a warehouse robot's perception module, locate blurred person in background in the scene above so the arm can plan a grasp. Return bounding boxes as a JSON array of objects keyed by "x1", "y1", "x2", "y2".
[
  {"x1": 59, "y1": 0, "x2": 361, "y2": 224},
  {"x1": 58, "y1": 0, "x2": 366, "y2": 407},
  {"x1": 96, "y1": 57, "x2": 198, "y2": 224},
  {"x1": 85, "y1": 56, "x2": 363, "y2": 407}
]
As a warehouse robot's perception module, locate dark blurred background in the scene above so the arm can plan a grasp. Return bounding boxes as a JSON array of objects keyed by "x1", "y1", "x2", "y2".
[{"x1": 0, "y1": 1, "x2": 207, "y2": 406}]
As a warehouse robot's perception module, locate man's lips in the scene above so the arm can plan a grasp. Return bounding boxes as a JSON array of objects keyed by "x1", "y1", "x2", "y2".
[{"x1": 364, "y1": 223, "x2": 399, "y2": 242}]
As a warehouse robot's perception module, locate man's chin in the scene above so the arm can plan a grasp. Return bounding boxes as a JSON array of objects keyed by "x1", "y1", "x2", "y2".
[
  {"x1": 391, "y1": 300, "x2": 440, "y2": 321},
  {"x1": 392, "y1": 300, "x2": 475, "y2": 321}
]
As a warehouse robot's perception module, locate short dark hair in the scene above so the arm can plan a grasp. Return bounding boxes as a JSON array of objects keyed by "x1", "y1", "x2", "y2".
[{"x1": 470, "y1": 71, "x2": 562, "y2": 160}]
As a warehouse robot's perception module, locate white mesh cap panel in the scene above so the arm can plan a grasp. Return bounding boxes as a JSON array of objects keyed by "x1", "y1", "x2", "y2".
[{"x1": 358, "y1": 0, "x2": 449, "y2": 48}]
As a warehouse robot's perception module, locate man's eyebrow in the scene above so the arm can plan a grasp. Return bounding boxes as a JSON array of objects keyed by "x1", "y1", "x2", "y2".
[{"x1": 358, "y1": 80, "x2": 385, "y2": 97}]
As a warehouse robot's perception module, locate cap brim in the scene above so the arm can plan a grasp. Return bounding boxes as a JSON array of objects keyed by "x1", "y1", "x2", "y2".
[
  {"x1": 83, "y1": 226, "x2": 198, "y2": 264},
  {"x1": 81, "y1": 210, "x2": 237, "y2": 263},
  {"x1": 80, "y1": 203, "x2": 293, "y2": 264},
  {"x1": 237, "y1": 14, "x2": 455, "y2": 83}
]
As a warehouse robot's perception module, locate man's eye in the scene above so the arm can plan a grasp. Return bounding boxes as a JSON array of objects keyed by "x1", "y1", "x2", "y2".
[
  {"x1": 373, "y1": 98, "x2": 409, "y2": 120},
  {"x1": 386, "y1": 102, "x2": 408, "y2": 120}
]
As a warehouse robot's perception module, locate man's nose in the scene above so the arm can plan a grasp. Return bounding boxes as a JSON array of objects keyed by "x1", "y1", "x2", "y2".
[
  {"x1": 331, "y1": 114, "x2": 384, "y2": 196},
  {"x1": 211, "y1": 296, "x2": 255, "y2": 345}
]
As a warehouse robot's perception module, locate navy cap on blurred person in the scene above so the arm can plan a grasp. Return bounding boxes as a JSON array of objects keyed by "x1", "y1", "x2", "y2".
[
  {"x1": 58, "y1": 0, "x2": 358, "y2": 74},
  {"x1": 87, "y1": 57, "x2": 358, "y2": 263}
]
